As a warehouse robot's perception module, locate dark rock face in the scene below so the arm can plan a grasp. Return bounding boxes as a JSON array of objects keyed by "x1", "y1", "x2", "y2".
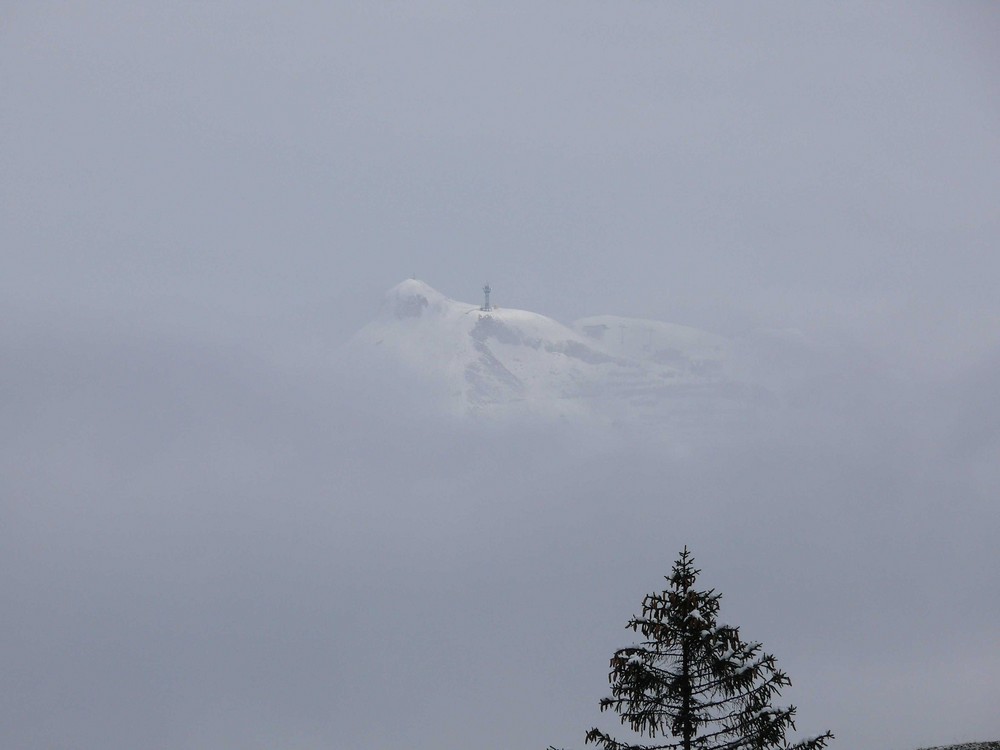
[
  {"x1": 470, "y1": 315, "x2": 624, "y2": 366},
  {"x1": 469, "y1": 314, "x2": 524, "y2": 345},
  {"x1": 394, "y1": 293, "x2": 429, "y2": 319},
  {"x1": 546, "y1": 339, "x2": 623, "y2": 366},
  {"x1": 581, "y1": 323, "x2": 609, "y2": 340},
  {"x1": 465, "y1": 342, "x2": 525, "y2": 405}
]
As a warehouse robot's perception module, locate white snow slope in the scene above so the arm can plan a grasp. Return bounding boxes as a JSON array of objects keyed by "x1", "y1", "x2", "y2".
[{"x1": 340, "y1": 280, "x2": 768, "y2": 424}]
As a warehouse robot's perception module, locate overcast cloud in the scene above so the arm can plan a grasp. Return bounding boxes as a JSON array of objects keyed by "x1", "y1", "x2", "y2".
[{"x1": 2, "y1": 3, "x2": 999, "y2": 750}]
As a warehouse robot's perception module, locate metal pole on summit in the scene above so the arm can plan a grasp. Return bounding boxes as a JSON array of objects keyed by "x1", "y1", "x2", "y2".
[{"x1": 482, "y1": 283, "x2": 492, "y2": 312}]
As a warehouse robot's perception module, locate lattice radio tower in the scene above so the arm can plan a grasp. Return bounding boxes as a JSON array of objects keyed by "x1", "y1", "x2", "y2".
[{"x1": 481, "y1": 283, "x2": 492, "y2": 312}]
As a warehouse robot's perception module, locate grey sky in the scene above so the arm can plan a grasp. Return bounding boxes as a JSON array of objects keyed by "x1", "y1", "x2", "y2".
[
  {"x1": 2, "y1": 3, "x2": 999, "y2": 750},
  {"x1": 4, "y1": 3, "x2": 998, "y2": 350}
]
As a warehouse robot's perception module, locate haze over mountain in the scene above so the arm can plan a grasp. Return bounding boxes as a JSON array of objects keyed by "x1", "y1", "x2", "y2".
[
  {"x1": 3, "y1": 3, "x2": 998, "y2": 750},
  {"x1": 341, "y1": 279, "x2": 779, "y2": 427}
]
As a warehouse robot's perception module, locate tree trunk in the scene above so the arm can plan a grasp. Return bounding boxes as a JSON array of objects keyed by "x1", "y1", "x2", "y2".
[{"x1": 682, "y1": 630, "x2": 692, "y2": 750}]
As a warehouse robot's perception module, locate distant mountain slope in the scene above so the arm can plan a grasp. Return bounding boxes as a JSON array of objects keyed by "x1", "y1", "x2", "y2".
[
  {"x1": 918, "y1": 743, "x2": 1000, "y2": 750},
  {"x1": 572, "y1": 314, "x2": 729, "y2": 378},
  {"x1": 340, "y1": 279, "x2": 768, "y2": 423}
]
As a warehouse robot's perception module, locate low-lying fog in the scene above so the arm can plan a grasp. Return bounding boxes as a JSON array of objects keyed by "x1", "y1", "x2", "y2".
[
  {"x1": 3, "y1": 309, "x2": 997, "y2": 750},
  {"x1": 4, "y1": 4, "x2": 998, "y2": 749}
]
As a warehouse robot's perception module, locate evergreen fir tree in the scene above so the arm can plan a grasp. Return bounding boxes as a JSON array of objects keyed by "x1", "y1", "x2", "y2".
[{"x1": 561, "y1": 548, "x2": 833, "y2": 750}]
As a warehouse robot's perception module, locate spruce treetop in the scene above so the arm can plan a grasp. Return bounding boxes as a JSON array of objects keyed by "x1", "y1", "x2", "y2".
[{"x1": 553, "y1": 547, "x2": 832, "y2": 750}]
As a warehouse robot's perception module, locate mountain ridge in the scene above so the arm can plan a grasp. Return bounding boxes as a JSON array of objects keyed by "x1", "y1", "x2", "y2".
[{"x1": 339, "y1": 279, "x2": 768, "y2": 423}]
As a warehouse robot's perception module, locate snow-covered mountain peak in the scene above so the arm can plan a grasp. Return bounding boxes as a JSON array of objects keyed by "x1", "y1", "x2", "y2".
[
  {"x1": 380, "y1": 278, "x2": 455, "y2": 320},
  {"x1": 342, "y1": 280, "x2": 761, "y2": 424}
]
